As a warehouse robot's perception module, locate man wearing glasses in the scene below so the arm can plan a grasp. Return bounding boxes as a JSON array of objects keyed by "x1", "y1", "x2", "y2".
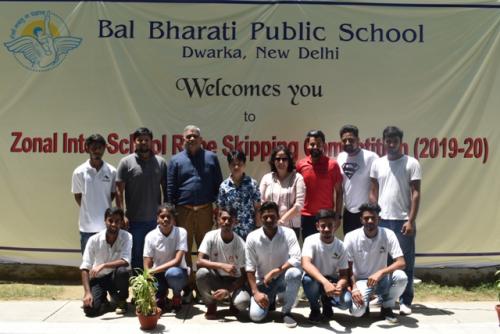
[{"x1": 167, "y1": 125, "x2": 223, "y2": 302}]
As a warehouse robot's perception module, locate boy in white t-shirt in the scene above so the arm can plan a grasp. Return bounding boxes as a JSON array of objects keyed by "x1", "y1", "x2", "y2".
[
  {"x1": 369, "y1": 126, "x2": 421, "y2": 315},
  {"x1": 80, "y1": 207, "x2": 131, "y2": 317},
  {"x1": 246, "y1": 201, "x2": 302, "y2": 328},
  {"x1": 302, "y1": 209, "x2": 352, "y2": 323},
  {"x1": 196, "y1": 208, "x2": 250, "y2": 320},
  {"x1": 72, "y1": 134, "x2": 117, "y2": 253},
  {"x1": 344, "y1": 203, "x2": 407, "y2": 323},
  {"x1": 143, "y1": 204, "x2": 188, "y2": 312}
]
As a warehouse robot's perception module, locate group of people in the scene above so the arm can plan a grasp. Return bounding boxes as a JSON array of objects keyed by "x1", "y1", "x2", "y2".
[{"x1": 72, "y1": 124, "x2": 421, "y2": 327}]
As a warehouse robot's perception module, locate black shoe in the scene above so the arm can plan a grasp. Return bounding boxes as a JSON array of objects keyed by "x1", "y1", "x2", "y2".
[
  {"x1": 269, "y1": 300, "x2": 276, "y2": 312},
  {"x1": 308, "y1": 308, "x2": 322, "y2": 323},
  {"x1": 380, "y1": 307, "x2": 398, "y2": 323},
  {"x1": 362, "y1": 305, "x2": 370, "y2": 318},
  {"x1": 322, "y1": 306, "x2": 334, "y2": 321}
]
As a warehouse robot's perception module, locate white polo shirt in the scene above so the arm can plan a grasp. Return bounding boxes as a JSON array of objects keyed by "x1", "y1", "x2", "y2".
[
  {"x1": 245, "y1": 226, "x2": 301, "y2": 284},
  {"x1": 72, "y1": 160, "x2": 116, "y2": 233},
  {"x1": 199, "y1": 229, "x2": 246, "y2": 277},
  {"x1": 302, "y1": 234, "x2": 348, "y2": 278},
  {"x1": 344, "y1": 227, "x2": 403, "y2": 280},
  {"x1": 143, "y1": 226, "x2": 188, "y2": 270},
  {"x1": 337, "y1": 149, "x2": 379, "y2": 213},
  {"x1": 80, "y1": 229, "x2": 132, "y2": 278}
]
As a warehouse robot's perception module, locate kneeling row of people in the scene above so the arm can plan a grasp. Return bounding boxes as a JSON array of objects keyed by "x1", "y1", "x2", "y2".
[{"x1": 80, "y1": 201, "x2": 408, "y2": 326}]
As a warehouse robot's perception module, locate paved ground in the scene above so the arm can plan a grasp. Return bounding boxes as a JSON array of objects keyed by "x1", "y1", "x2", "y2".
[{"x1": 0, "y1": 300, "x2": 498, "y2": 334}]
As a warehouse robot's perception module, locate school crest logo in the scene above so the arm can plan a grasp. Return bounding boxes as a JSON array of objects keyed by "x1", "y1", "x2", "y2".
[{"x1": 4, "y1": 10, "x2": 82, "y2": 71}]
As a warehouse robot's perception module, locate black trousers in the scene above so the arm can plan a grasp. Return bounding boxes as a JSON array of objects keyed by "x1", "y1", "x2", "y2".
[{"x1": 84, "y1": 267, "x2": 130, "y2": 317}]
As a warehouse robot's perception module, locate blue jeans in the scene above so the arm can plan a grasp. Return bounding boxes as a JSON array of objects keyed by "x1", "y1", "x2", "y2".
[
  {"x1": 80, "y1": 232, "x2": 97, "y2": 254},
  {"x1": 301, "y1": 215, "x2": 318, "y2": 240},
  {"x1": 350, "y1": 270, "x2": 408, "y2": 317},
  {"x1": 249, "y1": 267, "x2": 302, "y2": 322},
  {"x1": 380, "y1": 219, "x2": 415, "y2": 305},
  {"x1": 302, "y1": 274, "x2": 352, "y2": 311},
  {"x1": 155, "y1": 267, "x2": 188, "y2": 299},
  {"x1": 128, "y1": 220, "x2": 157, "y2": 271}
]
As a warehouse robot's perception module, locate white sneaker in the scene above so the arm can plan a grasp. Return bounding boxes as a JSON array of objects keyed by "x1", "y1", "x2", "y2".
[
  {"x1": 399, "y1": 303, "x2": 412, "y2": 315},
  {"x1": 283, "y1": 313, "x2": 297, "y2": 328}
]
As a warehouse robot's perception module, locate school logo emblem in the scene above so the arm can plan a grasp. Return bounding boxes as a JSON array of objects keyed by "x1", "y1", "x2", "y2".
[{"x1": 4, "y1": 10, "x2": 82, "y2": 72}]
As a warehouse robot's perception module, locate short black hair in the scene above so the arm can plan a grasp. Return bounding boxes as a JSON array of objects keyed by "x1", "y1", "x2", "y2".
[
  {"x1": 358, "y1": 203, "x2": 381, "y2": 215},
  {"x1": 218, "y1": 207, "x2": 237, "y2": 218},
  {"x1": 85, "y1": 134, "x2": 106, "y2": 147},
  {"x1": 315, "y1": 209, "x2": 336, "y2": 221},
  {"x1": 382, "y1": 126, "x2": 403, "y2": 141},
  {"x1": 157, "y1": 203, "x2": 177, "y2": 217},
  {"x1": 259, "y1": 201, "x2": 279, "y2": 216},
  {"x1": 227, "y1": 150, "x2": 246, "y2": 164},
  {"x1": 104, "y1": 207, "x2": 124, "y2": 220},
  {"x1": 269, "y1": 145, "x2": 295, "y2": 173},
  {"x1": 132, "y1": 127, "x2": 153, "y2": 140},
  {"x1": 306, "y1": 130, "x2": 326, "y2": 143},
  {"x1": 339, "y1": 125, "x2": 359, "y2": 138}
]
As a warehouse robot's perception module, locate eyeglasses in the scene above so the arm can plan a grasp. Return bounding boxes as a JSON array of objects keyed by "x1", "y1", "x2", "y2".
[
  {"x1": 185, "y1": 134, "x2": 199, "y2": 140},
  {"x1": 275, "y1": 157, "x2": 289, "y2": 162}
]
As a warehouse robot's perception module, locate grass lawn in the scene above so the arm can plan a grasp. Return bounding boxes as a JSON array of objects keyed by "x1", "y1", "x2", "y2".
[{"x1": 0, "y1": 281, "x2": 496, "y2": 301}]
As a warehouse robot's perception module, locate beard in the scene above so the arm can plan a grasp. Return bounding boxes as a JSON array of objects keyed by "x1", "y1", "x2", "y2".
[
  {"x1": 343, "y1": 145, "x2": 355, "y2": 154},
  {"x1": 310, "y1": 148, "x2": 322, "y2": 158}
]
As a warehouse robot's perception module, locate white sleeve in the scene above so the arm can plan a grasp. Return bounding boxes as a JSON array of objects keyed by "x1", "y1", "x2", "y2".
[
  {"x1": 410, "y1": 158, "x2": 422, "y2": 181},
  {"x1": 301, "y1": 236, "x2": 314, "y2": 258},
  {"x1": 143, "y1": 232, "x2": 155, "y2": 258},
  {"x1": 71, "y1": 169, "x2": 83, "y2": 194},
  {"x1": 259, "y1": 174, "x2": 269, "y2": 202},
  {"x1": 236, "y1": 237, "x2": 246, "y2": 269},
  {"x1": 343, "y1": 234, "x2": 354, "y2": 262},
  {"x1": 119, "y1": 231, "x2": 132, "y2": 265},
  {"x1": 80, "y1": 237, "x2": 94, "y2": 270},
  {"x1": 369, "y1": 159, "x2": 379, "y2": 179},
  {"x1": 338, "y1": 242, "x2": 349, "y2": 270},
  {"x1": 286, "y1": 229, "x2": 302, "y2": 268},
  {"x1": 294, "y1": 173, "x2": 305, "y2": 211},
  {"x1": 198, "y1": 232, "x2": 211, "y2": 256},
  {"x1": 387, "y1": 230, "x2": 404, "y2": 259},
  {"x1": 245, "y1": 237, "x2": 258, "y2": 272},
  {"x1": 176, "y1": 227, "x2": 188, "y2": 252}
]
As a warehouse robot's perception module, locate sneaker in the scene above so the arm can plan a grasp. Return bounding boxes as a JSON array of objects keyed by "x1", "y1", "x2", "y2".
[
  {"x1": 115, "y1": 301, "x2": 127, "y2": 315},
  {"x1": 172, "y1": 295, "x2": 182, "y2": 312},
  {"x1": 283, "y1": 313, "x2": 297, "y2": 328},
  {"x1": 399, "y1": 303, "x2": 412, "y2": 316},
  {"x1": 380, "y1": 307, "x2": 398, "y2": 323},
  {"x1": 362, "y1": 305, "x2": 370, "y2": 318},
  {"x1": 308, "y1": 308, "x2": 322, "y2": 323},
  {"x1": 205, "y1": 303, "x2": 217, "y2": 320}
]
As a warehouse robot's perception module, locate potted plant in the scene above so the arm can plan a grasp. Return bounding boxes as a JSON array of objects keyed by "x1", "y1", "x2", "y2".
[
  {"x1": 496, "y1": 270, "x2": 500, "y2": 326},
  {"x1": 130, "y1": 268, "x2": 161, "y2": 330}
]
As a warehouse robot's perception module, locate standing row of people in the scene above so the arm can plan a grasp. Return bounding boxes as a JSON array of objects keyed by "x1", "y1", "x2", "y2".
[{"x1": 73, "y1": 124, "x2": 421, "y2": 321}]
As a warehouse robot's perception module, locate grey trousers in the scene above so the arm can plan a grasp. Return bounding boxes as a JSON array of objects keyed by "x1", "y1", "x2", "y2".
[{"x1": 195, "y1": 267, "x2": 250, "y2": 310}]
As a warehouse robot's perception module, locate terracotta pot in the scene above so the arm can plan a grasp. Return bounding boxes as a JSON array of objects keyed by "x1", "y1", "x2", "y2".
[
  {"x1": 496, "y1": 304, "x2": 500, "y2": 326},
  {"x1": 136, "y1": 307, "x2": 161, "y2": 330}
]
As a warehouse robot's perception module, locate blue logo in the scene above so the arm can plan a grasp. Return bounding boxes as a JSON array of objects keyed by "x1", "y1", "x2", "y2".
[{"x1": 4, "y1": 10, "x2": 82, "y2": 72}]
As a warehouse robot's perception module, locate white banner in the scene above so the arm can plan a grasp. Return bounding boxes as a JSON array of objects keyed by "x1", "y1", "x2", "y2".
[{"x1": 1, "y1": 1, "x2": 499, "y2": 266}]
